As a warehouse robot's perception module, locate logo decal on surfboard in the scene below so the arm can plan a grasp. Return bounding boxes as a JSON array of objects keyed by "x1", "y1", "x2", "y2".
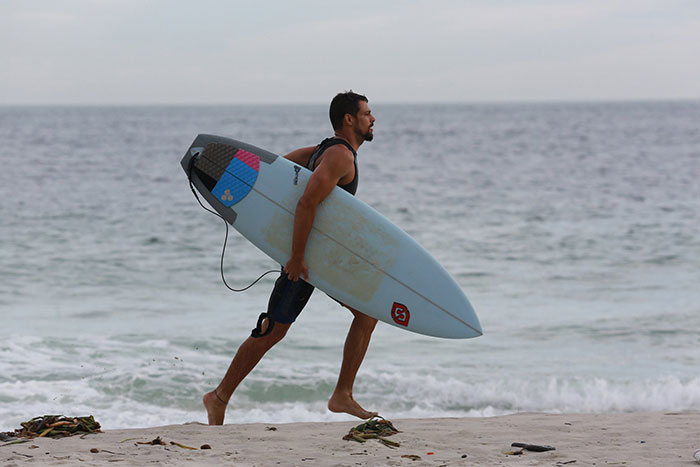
[
  {"x1": 220, "y1": 189, "x2": 234, "y2": 202},
  {"x1": 391, "y1": 302, "x2": 410, "y2": 326}
]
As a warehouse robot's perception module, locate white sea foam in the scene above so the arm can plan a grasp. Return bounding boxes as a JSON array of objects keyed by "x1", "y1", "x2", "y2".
[{"x1": 3, "y1": 333, "x2": 699, "y2": 430}]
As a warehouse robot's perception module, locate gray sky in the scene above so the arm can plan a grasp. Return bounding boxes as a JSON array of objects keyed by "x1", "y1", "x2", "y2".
[{"x1": 1, "y1": 0, "x2": 699, "y2": 105}]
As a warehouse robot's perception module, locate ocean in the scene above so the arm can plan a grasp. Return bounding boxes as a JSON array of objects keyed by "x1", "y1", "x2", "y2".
[{"x1": 1, "y1": 101, "x2": 699, "y2": 431}]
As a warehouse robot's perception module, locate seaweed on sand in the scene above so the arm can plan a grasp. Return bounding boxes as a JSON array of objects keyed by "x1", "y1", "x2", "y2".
[
  {"x1": 4, "y1": 415, "x2": 101, "y2": 439},
  {"x1": 343, "y1": 416, "x2": 400, "y2": 448}
]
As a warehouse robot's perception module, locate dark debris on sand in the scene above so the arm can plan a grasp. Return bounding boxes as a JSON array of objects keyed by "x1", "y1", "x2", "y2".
[
  {"x1": 343, "y1": 416, "x2": 401, "y2": 448},
  {"x1": 2, "y1": 415, "x2": 101, "y2": 439}
]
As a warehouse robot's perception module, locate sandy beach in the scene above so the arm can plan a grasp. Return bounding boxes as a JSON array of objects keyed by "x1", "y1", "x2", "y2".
[{"x1": 2, "y1": 412, "x2": 698, "y2": 466}]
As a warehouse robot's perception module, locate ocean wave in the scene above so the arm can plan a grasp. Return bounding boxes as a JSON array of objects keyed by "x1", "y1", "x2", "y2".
[{"x1": 3, "y1": 352, "x2": 699, "y2": 430}]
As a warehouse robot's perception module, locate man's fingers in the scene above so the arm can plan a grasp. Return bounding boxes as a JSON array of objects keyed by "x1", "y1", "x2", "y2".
[{"x1": 283, "y1": 260, "x2": 307, "y2": 282}]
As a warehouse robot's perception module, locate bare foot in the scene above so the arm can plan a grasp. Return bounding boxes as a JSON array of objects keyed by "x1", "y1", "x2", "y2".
[
  {"x1": 328, "y1": 392, "x2": 378, "y2": 420},
  {"x1": 203, "y1": 391, "x2": 227, "y2": 425}
]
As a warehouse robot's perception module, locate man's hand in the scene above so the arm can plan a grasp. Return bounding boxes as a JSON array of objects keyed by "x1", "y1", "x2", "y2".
[{"x1": 284, "y1": 255, "x2": 309, "y2": 282}]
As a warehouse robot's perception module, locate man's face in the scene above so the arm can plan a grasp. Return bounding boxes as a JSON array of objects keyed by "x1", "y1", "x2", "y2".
[{"x1": 353, "y1": 101, "x2": 375, "y2": 142}]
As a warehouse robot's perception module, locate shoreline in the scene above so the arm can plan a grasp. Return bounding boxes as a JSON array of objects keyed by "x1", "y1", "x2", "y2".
[{"x1": 3, "y1": 412, "x2": 698, "y2": 466}]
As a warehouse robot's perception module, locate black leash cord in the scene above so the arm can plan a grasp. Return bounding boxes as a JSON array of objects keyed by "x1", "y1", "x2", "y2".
[{"x1": 187, "y1": 160, "x2": 281, "y2": 292}]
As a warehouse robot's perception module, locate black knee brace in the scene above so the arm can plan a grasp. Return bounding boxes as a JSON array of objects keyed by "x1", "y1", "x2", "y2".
[{"x1": 251, "y1": 312, "x2": 275, "y2": 338}]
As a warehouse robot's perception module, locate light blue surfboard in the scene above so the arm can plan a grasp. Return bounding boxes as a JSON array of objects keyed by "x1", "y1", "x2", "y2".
[{"x1": 181, "y1": 134, "x2": 482, "y2": 339}]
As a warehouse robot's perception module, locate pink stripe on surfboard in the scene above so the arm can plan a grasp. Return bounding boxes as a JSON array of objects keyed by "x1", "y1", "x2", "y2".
[{"x1": 235, "y1": 150, "x2": 260, "y2": 171}]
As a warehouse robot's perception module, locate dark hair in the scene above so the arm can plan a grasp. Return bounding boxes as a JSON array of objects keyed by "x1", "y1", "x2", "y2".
[{"x1": 329, "y1": 91, "x2": 368, "y2": 131}]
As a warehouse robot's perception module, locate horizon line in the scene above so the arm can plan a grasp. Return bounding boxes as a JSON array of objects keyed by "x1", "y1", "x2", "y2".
[{"x1": 1, "y1": 96, "x2": 699, "y2": 107}]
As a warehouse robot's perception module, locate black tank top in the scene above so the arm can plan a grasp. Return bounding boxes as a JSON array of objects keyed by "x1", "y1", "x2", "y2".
[{"x1": 306, "y1": 137, "x2": 358, "y2": 195}]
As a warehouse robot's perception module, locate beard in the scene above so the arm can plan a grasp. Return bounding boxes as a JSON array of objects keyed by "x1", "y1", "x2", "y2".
[{"x1": 362, "y1": 126, "x2": 374, "y2": 141}]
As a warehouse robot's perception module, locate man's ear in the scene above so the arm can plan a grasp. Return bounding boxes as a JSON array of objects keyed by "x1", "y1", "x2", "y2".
[{"x1": 343, "y1": 112, "x2": 354, "y2": 128}]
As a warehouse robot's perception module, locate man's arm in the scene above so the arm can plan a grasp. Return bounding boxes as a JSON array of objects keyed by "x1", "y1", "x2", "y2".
[
  {"x1": 283, "y1": 146, "x2": 317, "y2": 166},
  {"x1": 284, "y1": 146, "x2": 355, "y2": 282}
]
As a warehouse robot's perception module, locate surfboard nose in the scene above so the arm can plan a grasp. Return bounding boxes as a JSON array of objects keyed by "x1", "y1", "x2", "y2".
[
  {"x1": 423, "y1": 288, "x2": 482, "y2": 339},
  {"x1": 468, "y1": 312, "x2": 483, "y2": 337},
  {"x1": 449, "y1": 303, "x2": 482, "y2": 338}
]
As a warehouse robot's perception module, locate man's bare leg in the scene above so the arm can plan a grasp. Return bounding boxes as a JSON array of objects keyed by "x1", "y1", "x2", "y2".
[
  {"x1": 328, "y1": 307, "x2": 378, "y2": 419},
  {"x1": 203, "y1": 319, "x2": 290, "y2": 425}
]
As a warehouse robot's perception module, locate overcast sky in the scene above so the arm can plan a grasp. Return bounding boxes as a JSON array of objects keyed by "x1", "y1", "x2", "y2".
[{"x1": 1, "y1": 0, "x2": 699, "y2": 105}]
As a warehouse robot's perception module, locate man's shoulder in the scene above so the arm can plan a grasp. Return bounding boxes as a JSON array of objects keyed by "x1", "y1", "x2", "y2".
[
  {"x1": 321, "y1": 143, "x2": 355, "y2": 163},
  {"x1": 313, "y1": 144, "x2": 355, "y2": 178}
]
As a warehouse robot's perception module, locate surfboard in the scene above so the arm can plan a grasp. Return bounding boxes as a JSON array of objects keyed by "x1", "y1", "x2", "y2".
[{"x1": 181, "y1": 134, "x2": 482, "y2": 339}]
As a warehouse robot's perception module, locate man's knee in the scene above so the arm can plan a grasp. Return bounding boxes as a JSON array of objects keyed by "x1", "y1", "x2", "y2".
[
  {"x1": 252, "y1": 316, "x2": 290, "y2": 344},
  {"x1": 346, "y1": 306, "x2": 378, "y2": 329},
  {"x1": 268, "y1": 322, "x2": 290, "y2": 343},
  {"x1": 358, "y1": 315, "x2": 378, "y2": 331}
]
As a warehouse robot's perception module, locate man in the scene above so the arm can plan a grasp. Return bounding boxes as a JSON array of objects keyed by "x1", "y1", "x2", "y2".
[{"x1": 203, "y1": 91, "x2": 377, "y2": 425}]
